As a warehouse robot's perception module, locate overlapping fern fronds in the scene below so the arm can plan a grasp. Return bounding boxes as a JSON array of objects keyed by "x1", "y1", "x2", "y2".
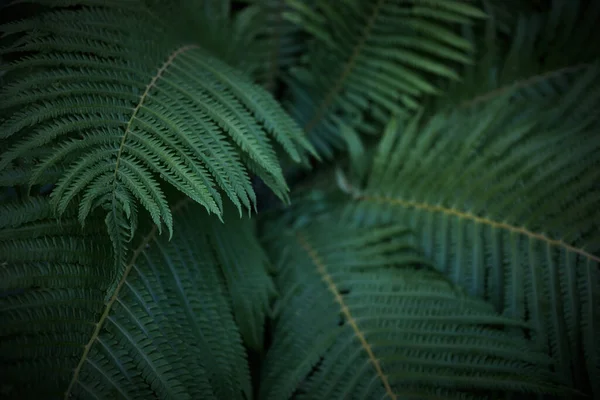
[
  {"x1": 0, "y1": 196, "x2": 275, "y2": 399},
  {"x1": 334, "y1": 65, "x2": 600, "y2": 395},
  {"x1": 0, "y1": 0, "x2": 316, "y2": 263},
  {"x1": 2, "y1": 1, "x2": 600, "y2": 399},
  {"x1": 259, "y1": 217, "x2": 565, "y2": 399},
  {"x1": 282, "y1": 0, "x2": 485, "y2": 158}
]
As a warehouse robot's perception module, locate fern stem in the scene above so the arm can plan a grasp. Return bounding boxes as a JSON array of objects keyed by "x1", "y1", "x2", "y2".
[
  {"x1": 296, "y1": 233, "x2": 397, "y2": 400},
  {"x1": 359, "y1": 194, "x2": 600, "y2": 264},
  {"x1": 64, "y1": 198, "x2": 192, "y2": 399},
  {"x1": 303, "y1": 0, "x2": 385, "y2": 134},
  {"x1": 336, "y1": 169, "x2": 599, "y2": 264},
  {"x1": 459, "y1": 63, "x2": 590, "y2": 109},
  {"x1": 111, "y1": 44, "x2": 200, "y2": 188}
]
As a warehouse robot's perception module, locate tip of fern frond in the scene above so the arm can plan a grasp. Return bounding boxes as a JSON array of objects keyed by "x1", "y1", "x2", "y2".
[
  {"x1": 305, "y1": 144, "x2": 321, "y2": 161},
  {"x1": 278, "y1": 192, "x2": 292, "y2": 207},
  {"x1": 473, "y1": 10, "x2": 489, "y2": 19},
  {"x1": 309, "y1": 151, "x2": 322, "y2": 164}
]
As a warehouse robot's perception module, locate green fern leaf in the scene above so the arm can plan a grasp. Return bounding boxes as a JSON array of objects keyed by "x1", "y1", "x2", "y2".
[
  {"x1": 340, "y1": 71, "x2": 600, "y2": 396},
  {"x1": 283, "y1": 0, "x2": 484, "y2": 158},
  {"x1": 236, "y1": 0, "x2": 312, "y2": 93},
  {"x1": 0, "y1": 1, "x2": 315, "y2": 251},
  {"x1": 197, "y1": 200, "x2": 277, "y2": 351},
  {"x1": 0, "y1": 197, "x2": 276, "y2": 399},
  {"x1": 434, "y1": 0, "x2": 600, "y2": 110},
  {"x1": 259, "y1": 218, "x2": 564, "y2": 399}
]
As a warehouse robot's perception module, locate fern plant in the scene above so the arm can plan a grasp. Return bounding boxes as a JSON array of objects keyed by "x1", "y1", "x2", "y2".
[{"x1": 1, "y1": 0, "x2": 599, "y2": 399}]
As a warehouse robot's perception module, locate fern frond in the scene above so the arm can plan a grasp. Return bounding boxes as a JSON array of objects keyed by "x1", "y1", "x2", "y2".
[
  {"x1": 0, "y1": 165, "x2": 63, "y2": 189},
  {"x1": 435, "y1": 0, "x2": 600, "y2": 110},
  {"x1": 0, "y1": 198, "x2": 114, "y2": 398},
  {"x1": 197, "y1": 200, "x2": 277, "y2": 351},
  {"x1": 0, "y1": 198, "x2": 111, "y2": 286},
  {"x1": 341, "y1": 73, "x2": 600, "y2": 396},
  {"x1": 283, "y1": 0, "x2": 484, "y2": 158},
  {"x1": 238, "y1": 0, "x2": 311, "y2": 93},
  {"x1": 259, "y1": 219, "x2": 564, "y2": 399},
  {"x1": 0, "y1": 197, "x2": 276, "y2": 399},
  {"x1": 155, "y1": 0, "x2": 274, "y2": 79},
  {"x1": 0, "y1": 1, "x2": 315, "y2": 252}
]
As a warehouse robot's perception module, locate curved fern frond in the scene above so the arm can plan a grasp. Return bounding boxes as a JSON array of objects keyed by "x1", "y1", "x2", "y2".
[
  {"x1": 0, "y1": 1, "x2": 316, "y2": 251},
  {"x1": 259, "y1": 219, "x2": 564, "y2": 399},
  {"x1": 1, "y1": 197, "x2": 275, "y2": 399},
  {"x1": 283, "y1": 0, "x2": 485, "y2": 157},
  {"x1": 341, "y1": 74, "x2": 600, "y2": 396},
  {"x1": 436, "y1": 0, "x2": 600, "y2": 110}
]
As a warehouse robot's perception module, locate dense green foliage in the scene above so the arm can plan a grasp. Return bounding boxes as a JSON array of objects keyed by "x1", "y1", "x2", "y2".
[{"x1": 0, "y1": 0, "x2": 598, "y2": 399}]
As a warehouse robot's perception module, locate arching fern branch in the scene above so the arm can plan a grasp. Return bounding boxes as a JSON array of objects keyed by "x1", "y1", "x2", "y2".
[
  {"x1": 283, "y1": 0, "x2": 485, "y2": 158},
  {"x1": 339, "y1": 69, "x2": 600, "y2": 397},
  {"x1": 0, "y1": 0, "x2": 316, "y2": 257},
  {"x1": 258, "y1": 218, "x2": 565, "y2": 399},
  {"x1": 0, "y1": 196, "x2": 276, "y2": 399}
]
